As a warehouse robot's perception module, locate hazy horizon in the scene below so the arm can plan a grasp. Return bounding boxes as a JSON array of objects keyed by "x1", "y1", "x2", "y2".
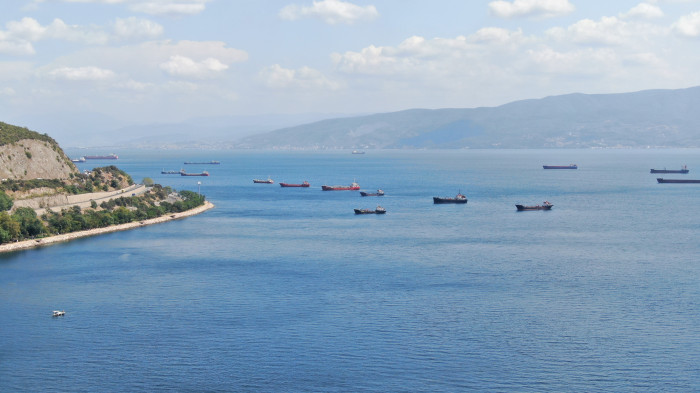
[{"x1": 3, "y1": 0, "x2": 700, "y2": 130}]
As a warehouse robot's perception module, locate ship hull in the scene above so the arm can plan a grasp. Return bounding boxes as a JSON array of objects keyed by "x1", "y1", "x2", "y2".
[
  {"x1": 657, "y1": 178, "x2": 700, "y2": 183},
  {"x1": 650, "y1": 169, "x2": 689, "y2": 174},
  {"x1": 180, "y1": 171, "x2": 209, "y2": 176},
  {"x1": 516, "y1": 204, "x2": 553, "y2": 211},
  {"x1": 322, "y1": 182, "x2": 360, "y2": 191},
  {"x1": 323, "y1": 186, "x2": 360, "y2": 191},
  {"x1": 280, "y1": 182, "x2": 309, "y2": 187},
  {"x1": 433, "y1": 197, "x2": 467, "y2": 204},
  {"x1": 354, "y1": 209, "x2": 386, "y2": 214},
  {"x1": 543, "y1": 165, "x2": 577, "y2": 169}
]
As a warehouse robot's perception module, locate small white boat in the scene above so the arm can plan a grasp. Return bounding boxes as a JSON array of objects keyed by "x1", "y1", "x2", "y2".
[{"x1": 53, "y1": 310, "x2": 65, "y2": 317}]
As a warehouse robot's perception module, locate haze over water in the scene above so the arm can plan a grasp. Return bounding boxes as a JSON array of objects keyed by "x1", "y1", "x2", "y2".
[{"x1": 2, "y1": 149, "x2": 700, "y2": 392}]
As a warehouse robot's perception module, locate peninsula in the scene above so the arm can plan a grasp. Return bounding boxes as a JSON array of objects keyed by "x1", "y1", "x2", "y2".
[{"x1": 0, "y1": 121, "x2": 212, "y2": 253}]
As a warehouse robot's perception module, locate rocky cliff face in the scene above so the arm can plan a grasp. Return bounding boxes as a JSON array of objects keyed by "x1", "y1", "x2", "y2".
[{"x1": 0, "y1": 139, "x2": 78, "y2": 180}]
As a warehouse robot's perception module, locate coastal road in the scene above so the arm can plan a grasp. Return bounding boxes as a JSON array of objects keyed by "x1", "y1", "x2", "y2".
[{"x1": 33, "y1": 184, "x2": 148, "y2": 216}]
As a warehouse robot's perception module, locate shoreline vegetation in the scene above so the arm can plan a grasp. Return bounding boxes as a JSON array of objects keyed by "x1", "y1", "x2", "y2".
[
  {"x1": 0, "y1": 200, "x2": 214, "y2": 254},
  {"x1": 1, "y1": 182, "x2": 208, "y2": 245}
]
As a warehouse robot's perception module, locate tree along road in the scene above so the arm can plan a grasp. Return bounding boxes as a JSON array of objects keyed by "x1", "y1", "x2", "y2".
[{"x1": 33, "y1": 184, "x2": 148, "y2": 216}]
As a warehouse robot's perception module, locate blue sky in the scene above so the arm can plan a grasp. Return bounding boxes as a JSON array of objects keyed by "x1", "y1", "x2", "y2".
[{"x1": 2, "y1": 0, "x2": 700, "y2": 127}]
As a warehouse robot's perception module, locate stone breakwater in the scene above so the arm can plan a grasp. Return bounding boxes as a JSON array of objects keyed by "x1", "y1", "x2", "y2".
[{"x1": 0, "y1": 201, "x2": 214, "y2": 254}]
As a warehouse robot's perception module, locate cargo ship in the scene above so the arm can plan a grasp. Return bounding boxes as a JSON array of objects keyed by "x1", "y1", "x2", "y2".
[
  {"x1": 180, "y1": 170, "x2": 209, "y2": 176},
  {"x1": 184, "y1": 161, "x2": 220, "y2": 165},
  {"x1": 657, "y1": 178, "x2": 700, "y2": 183},
  {"x1": 354, "y1": 206, "x2": 386, "y2": 214},
  {"x1": 280, "y1": 181, "x2": 310, "y2": 187},
  {"x1": 543, "y1": 164, "x2": 577, "y2": 169},
  {"x1": 650, "y1": 165, "x2": 689, "y2": 174},
  {"x1": 71, "y1": 157, "x2": 86, "y2": 163},
  {"x1": 322, "y1": 181, "x2": 360, "y2": 191},
  {"x1": 84, "y1": 154, "x2": 118, "y2": 160},
  {"x1": 253, "y1": 178, "x2": 274, "y2": 184},
  {"x1": 516, "y1": 201, "x2": 553, "y2": 211},
  {"x1": 161, "y1": 169, "x2": 180, "y2": 174},
  {"x1": 360, "y1": 189, "x2": 384, "y2": 196},
  {"x1": 433, "y1": 192, "x2": 468, "y2": 204}
]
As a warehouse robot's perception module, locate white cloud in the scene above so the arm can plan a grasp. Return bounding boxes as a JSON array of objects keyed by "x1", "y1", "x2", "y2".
[
  {"x1": 547, "y1": 17, "x2": 629, "y2": 45},
  {"x1": 527, "y1": 47, "x2": 619, "y2": 75},
  {"x1": 621, "y1": 3, "x2": 664, "y2": 19},
  {"x1": 160, "y1": 55, "x2": 229, "y2": 78},
  {"x1": 489, "y1": 0, "x2": 574, "y2": 19},
  {"x1": 0, "y1": 87, "x2": 16, "y2": 96},
  {"x1": 260, "y1": 64, "x2": 339, "y2": 89},
  {"x1": 114, "y1": 79, "x2": 155, "y2": 91},
  {"x1": 332, "y1": 29, "x2": 528, "y2": 76},
  {"x1": 471, "y1": 27, "x2": 527, "y2": 44},
  {"x1": 6, "y1": 17, "x2": 46, "y2": 41},
  {"x1": 32, "y1": 0, "x2": 211, "y2": 16},
  {"x1": 0, "y1": 17, "x2": 111, "y2": 52},
  {"x1": 113, "y1": 17, "x2": 163, "y2": 40},
  {"x1": 48, "y1": 66, "x2": 116, "y2": 81},
  {"x1": 673, "y1": 11, "x2": 700, "y2": 37},
  {"x1": 129, "y1": 1, "x2": 208, "y2": 16},
  {"x1": 0, "y1": 40, "x2": 35, "y2": 56},
  {"x1": 45, "y1": 19, "x2": 110, "y2": 44},
  {"x1": 545, "y1": 16, "x2": 666, "y2": 47},
  {"x1": 41, "y1": 40, "x2": 247, "y2": 81},
  {"x1": 279, "y1": 0, "x2": 379, "y2": 24}
]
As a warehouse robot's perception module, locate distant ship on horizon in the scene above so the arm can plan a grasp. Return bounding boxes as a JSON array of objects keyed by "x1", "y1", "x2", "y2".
[
  {"x1": 180, "y1": 170, "x2": 209, "y2": 176},
  {"x1": 656, "y1": 178, "x2": 700, "y2": 183},
  {"x1": 84, "y1": 154, "x2": 118, "y2": 160},
  {"x1": 650, "y1": 165, "x2": 688, "y2": 174}
]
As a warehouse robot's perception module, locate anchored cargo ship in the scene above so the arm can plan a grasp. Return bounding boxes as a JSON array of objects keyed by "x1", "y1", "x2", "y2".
[
  {"x1": 433, "y1": 192, "x2": 468, "y2": 204},
  {"x1": 280, "y1": 181, "x2": 310, "y2": 187},
  {"x1": 184, "y1": 161, "x2": 220, "y2": 165},
  {"x1": 84, "y1": 154, "x2": 118, "y2": 160},
  {"x1": 543, "y1": 164, "x2": 577, "y2": 169},
  {"x1": 180, "y1": 170, "x2": 209, "y2": 176},
  {"x1": 360, "y1": 189, "x2": 384, "y2": 196},
  {"x1": 657, "y1": 178, "x2": 700, "y2": 183},
  {"x1": 322, "y1": 181, "x2": 360, "y2": 191},
  {"x1": 354, "y1": 206, "x2": 386, "y2": 214},
  {"x1": 650, "y1": 165, "x2": 689, "y2": 174},
  {"x1": 516, "y1": 201, "x2": 553, "y2": 211}
]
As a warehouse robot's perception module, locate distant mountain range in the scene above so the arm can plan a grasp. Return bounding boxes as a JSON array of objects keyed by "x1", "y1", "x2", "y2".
[
  {"x1": 8, "y1": 86, "x2": 700, "y2": 149},
  {"x1": 234, "y1": 86, "x2": 700, "y2": 149}
]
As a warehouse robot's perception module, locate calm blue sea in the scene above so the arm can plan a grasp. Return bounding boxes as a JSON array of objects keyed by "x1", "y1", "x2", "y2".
[{"x1": 2, "y1": 149, "x2": 700, "y2": 392}]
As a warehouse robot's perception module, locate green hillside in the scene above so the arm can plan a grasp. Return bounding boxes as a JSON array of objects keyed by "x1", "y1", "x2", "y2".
[{"x1": 0, "y1": 122, "x2": 58, "y2": 146}]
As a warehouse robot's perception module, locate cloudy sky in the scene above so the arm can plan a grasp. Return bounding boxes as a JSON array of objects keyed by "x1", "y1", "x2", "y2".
[{"x1": 2, "y1": 0, "x2": 700, "y2": 127}]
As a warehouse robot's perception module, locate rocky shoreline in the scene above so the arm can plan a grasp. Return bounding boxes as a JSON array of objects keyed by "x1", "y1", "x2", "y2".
[{"x1": 0, "y1": 201, "x2": 214, "y2": 254}]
